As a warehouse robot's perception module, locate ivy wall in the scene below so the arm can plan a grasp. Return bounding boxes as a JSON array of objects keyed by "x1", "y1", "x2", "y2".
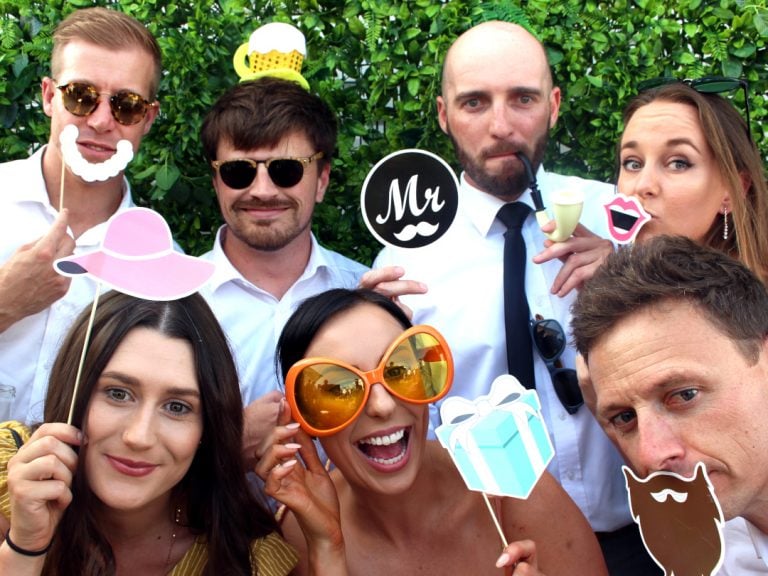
[{"x1": 2, "y1": 0, "x2": 766, "y2": 262}]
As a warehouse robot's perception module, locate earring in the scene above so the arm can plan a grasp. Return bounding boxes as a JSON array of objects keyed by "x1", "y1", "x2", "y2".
[{"x1": 723, "y1": 208, "x2": 729, "y2": 240}]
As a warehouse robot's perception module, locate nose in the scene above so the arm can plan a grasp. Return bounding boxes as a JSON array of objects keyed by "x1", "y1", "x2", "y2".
[
  {"x1": 365, "y1": 383, "x2": 398, "y2": 420},
  {"x1": 245, "y1": 163, "x2": 280, "y2": 198},
  {"x1": 86, "y1": 95, "x2": 117, "y2": 133},
  {"x1": 625, "y1": 164, "x2": 660, "y2": 200},
  {"x1": 121, "y1": 406, "x2": 157, "y2": 450},
  {"x1": 634, "y1": 413, "x2": 686, "y2": 474},
  {"x1": 489, "y1": 101, "x2": 515, "y2": 139}
]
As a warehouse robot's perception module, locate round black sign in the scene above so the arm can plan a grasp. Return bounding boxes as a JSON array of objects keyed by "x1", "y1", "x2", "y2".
[{"x1": 361, "y1": 149, "x2": 459, "y2": 249}]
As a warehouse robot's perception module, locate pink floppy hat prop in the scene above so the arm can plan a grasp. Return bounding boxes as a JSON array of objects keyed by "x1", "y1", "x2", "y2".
[{"x1": 55, "y1": 207, "x2": 214, "y2": 300}]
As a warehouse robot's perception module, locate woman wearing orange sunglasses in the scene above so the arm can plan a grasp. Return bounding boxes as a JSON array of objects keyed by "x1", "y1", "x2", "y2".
[{"x1": 259, "y1": 288, "x2": 607, "y2": 575}]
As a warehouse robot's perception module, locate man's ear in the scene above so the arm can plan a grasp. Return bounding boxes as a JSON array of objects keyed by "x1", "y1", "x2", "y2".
[
  {"x1": 436, "y1": 96, "x2": 449, "y2": 135},
  {"x1": 41, "y1": 77, "x2": 56, "y2": 118},
  {"x1": 315, "y1": 161, "x2": 331, "y2": 203},
  {"x1": 141, "y1": 101, "x2": 160, "y2": 136}
]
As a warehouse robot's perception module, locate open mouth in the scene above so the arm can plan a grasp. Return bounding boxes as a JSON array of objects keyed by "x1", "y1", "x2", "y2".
[
  {"x1": 604, "y1": 194, "x2": 651, "y2": 244},
  {"x1": 356, "y1": 427, "x2": 410, "y2": 466}
]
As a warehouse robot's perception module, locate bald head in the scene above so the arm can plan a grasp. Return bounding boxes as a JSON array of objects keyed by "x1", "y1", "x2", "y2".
[{"x1": 441, "y1": 21, "x2": 553, "y2": 96}]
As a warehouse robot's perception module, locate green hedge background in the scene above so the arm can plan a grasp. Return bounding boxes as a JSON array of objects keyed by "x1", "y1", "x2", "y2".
[{"x1": 2, "y1": 0, "x2": 766, "y2": 263}]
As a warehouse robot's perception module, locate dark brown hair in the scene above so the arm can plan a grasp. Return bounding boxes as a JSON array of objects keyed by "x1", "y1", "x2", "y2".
[
  {"x1": 42, "y1": 291, "x2": 278, "y2": 575},
  {"x1": 571, "y1": 235, "x2": 768, "y2": 364},
  {"x1": 201, "y1": 77, "x2": 337, "y2": 169},
  {"x1": 276, "y1": 288, "x2": 411, "y2": 383}
]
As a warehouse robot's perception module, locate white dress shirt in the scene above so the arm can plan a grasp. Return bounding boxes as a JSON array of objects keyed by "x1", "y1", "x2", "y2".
[
  {"x1": 375, "y1": 167, "x2": 631, "y2": 531},
  {"x1": 0, "y1": 147, "x2": 135, "y2": 423},
  {"x1": 200, "y1": 226, "x2": 368, "y2": 404},
  {"x1": 718, "y1": 517, "x2": 768, "y2": 574}
]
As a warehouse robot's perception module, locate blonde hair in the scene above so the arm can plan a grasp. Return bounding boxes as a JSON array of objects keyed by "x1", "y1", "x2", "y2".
[{"x1": 51, "y1": 7, "x2": 161, "y2": 98}]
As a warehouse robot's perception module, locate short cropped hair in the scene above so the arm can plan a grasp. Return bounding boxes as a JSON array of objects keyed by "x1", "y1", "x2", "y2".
[
  {"x1": 200, "y1": 77, "x2": 337, "y2": 168},
  {"x1": 51, "y1": 7, "x2": 162, "y2": 98},
  {"x1": 571, "y1": 235, "x2": 768, "y2": 364}
]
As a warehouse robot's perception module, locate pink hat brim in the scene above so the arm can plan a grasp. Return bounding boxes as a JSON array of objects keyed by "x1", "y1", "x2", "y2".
[{"x1": 56, "y1": 250, "x2": 215, "y2": 301}]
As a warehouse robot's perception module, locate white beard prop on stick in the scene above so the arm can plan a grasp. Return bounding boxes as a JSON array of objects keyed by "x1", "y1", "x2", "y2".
[{"x1": 59, "y1": 124, "x2": 134, "y2": 183}]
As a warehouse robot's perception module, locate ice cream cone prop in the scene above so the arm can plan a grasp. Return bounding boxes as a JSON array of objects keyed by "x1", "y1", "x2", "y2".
[
  {"x1": 233, "y1": 22, "x2": 309, "y2": 90},
  {"x1": 53, "y1": 207, "x2": 216, "y2": 423}
]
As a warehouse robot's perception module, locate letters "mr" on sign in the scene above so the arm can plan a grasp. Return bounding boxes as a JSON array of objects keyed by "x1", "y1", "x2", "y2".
[{"x1": 361, "y1": 149, "x2": 459, "y2": 249}]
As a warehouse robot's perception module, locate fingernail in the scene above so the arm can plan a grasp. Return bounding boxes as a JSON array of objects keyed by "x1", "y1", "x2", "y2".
[
  {"x1": 284, "y1": 443, "x2": 301, "y2": 450},
  {"x1": 282, "y1": 459, "x2": 298, "y2": 468},
  {"x1": 286, "y1": 422, "x2": 301, "y2": 430},
  {"x1": 495, "y1": 553, "x2": 510, "y2": 568}
]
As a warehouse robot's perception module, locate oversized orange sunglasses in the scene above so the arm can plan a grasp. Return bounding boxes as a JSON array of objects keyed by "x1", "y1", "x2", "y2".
[{"x1": 285, "y1": 325, "x2": 453, "y2": 436}]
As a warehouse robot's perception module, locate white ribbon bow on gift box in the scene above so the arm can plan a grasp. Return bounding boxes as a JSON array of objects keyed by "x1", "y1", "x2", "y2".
[{"x1": 438, "y1": 374, "x2": 553, "y2": 497}]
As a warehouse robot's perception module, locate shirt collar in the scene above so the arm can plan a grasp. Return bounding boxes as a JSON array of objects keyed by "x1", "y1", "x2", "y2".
[
  {"x1": 460, "y1": 167, "x2": 545, "y2": 238},
  {"x1": 206, "y1": 226, "x2": 330, "y2": 292}
]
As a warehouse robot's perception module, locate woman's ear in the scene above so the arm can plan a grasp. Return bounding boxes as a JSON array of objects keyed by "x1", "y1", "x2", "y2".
[
  {"x1": 720, "y1": 190, "x2": 733, "y2": 215},
  {"x1": 739, "y1": 171, "x2": 752, "y2": 196}
]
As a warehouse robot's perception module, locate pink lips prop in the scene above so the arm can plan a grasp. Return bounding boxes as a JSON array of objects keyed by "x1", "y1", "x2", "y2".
[{"x1": 604, "y1": 194, "x2": 651, "y2": 244}]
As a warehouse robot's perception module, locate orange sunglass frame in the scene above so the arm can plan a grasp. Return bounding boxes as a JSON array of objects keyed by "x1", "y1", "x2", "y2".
[{"x1": 284, "y1": 325, "x2": 454, "y2": 436}]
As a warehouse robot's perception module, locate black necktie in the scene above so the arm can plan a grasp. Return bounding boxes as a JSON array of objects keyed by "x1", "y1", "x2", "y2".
[{"x1": 497, "y1": 202, "x2": 535, "y2": 389}]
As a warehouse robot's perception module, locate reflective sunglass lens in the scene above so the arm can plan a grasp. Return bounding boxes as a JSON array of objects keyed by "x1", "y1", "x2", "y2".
[
  {"x1": 532, "y1": 320, "x2": 565, "y2": 362},
  {"x1": 59, "y1": 83, "x2": 149, "y2": 125},
  {"x1": 552, "y1": 369, "x2": 583, "y2": 415},
  {"x1": 387, "y1": 333, "x2": 449, "y2": 400},
  {"x1": 295, "y1": 364, "x2": 365, "y2": 431},
  {"x1": 692, "y1": 79, "x2": 741, "y2": 93},
  {"x1": 111, "y1": 91, "x2": 148, "y2": 125},
  {"x1": 60, "y1": 83, "x2": 99, "y2": 116},
  {"x1": 268, "y1": 159, "x2": 305, "y2": 187},
  {"x1": 219, "y1": 161, "x2": 258, "y2": 189}
]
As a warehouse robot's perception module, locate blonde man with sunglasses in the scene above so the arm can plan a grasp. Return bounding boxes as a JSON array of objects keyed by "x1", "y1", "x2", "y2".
[{"x1": 0, "y1": 7, "x2": 161, "y2": 424}]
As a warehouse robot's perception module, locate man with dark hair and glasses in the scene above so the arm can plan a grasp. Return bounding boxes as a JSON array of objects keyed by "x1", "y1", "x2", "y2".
[
  {"x1": 199, "y1": 76, "x2": 421, "y2": 466},
  {"x1": 572, "y1": 235, "x2": 768, "y2": 574},
  {"x1": 0, "y1": 7, "x2": 161, "y2": 423}
]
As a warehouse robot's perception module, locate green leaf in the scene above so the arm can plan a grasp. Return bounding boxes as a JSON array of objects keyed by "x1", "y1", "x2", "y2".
[
  {"x1": 12, "y1": 53, "x2": 28, "y2": 77},
  {"x1": 156, "y1": 163, "x2": 181, "y2": 191},
  {"x1": 406, "y1": 77, "x2": 420, "y2": 97},
  {"x1": 586, "y1": 75, "x2": 602, "y2": 88}
]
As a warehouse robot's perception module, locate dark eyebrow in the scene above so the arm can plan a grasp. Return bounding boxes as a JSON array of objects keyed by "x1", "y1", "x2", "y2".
[
  {"x1": 621, "y1": 137, "x2": 703, "y2": 155},
  {"x1": 99, "y1": 371, "x2": 201, "y2": 399}
]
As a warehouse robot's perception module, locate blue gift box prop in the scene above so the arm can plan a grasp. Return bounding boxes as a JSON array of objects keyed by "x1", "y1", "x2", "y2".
[{"x1": 436, "y1": 375, "x2": 554, "y2": 498}]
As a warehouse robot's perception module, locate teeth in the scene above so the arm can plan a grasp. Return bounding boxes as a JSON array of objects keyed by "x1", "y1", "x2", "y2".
[
  {"x1": 358, "y1": 428, "x2": 405, "y2": 446},
  {"x1": 369, "y1": 451, "x2": 406, "y2": 466}
]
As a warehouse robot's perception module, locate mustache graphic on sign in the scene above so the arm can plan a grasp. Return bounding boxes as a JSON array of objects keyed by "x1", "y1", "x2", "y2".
[{"x1": 361, "y1": 149, "x2": 459, "y2": 249}]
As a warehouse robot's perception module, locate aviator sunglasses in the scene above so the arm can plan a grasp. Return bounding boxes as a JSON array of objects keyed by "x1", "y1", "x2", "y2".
[
  {"x1": 57, "y1": 81, "x2": 157, "y2": 126},
  {"x1": 285, "y1": 325, "x2": 454, "y2": 436},
  {"x1": 637, "y1": 76, "x2": 752, "y2": 141},
  {"x1": 212, "y1": 152, "x2": 324, "y2": 189},
  {"x1": 530, "y1": 316, "x2": 583, "y2": 415}
]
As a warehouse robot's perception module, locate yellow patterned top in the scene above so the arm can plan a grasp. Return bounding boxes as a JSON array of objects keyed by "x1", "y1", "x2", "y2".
[{"x1": 0, "y1": 422, "x2": 298, "y2": 576}]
